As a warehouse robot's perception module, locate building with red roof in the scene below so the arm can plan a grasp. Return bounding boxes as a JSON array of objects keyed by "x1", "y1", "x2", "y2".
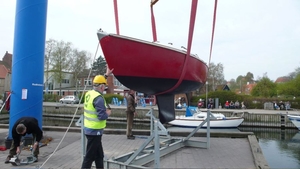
[{"x1": 0, "y1": 51, "x2": 12, "y2": 96}]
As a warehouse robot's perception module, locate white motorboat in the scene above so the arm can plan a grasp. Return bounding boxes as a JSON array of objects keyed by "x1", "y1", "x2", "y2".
[
  {"x1": 168, "y1": 107, "x2": 244, "y2": 128},
  {"x1": 287, "y1": 115, "x2": 300, "y2": 130}
]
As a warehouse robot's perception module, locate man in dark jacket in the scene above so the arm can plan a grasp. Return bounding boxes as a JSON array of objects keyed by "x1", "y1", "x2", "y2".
[
  {"x1": 126, "y1": 89, "x2": 136, "y2": 139},
  {"x1": 5, "y1": 117, "x2": 43, "y2": 164}
]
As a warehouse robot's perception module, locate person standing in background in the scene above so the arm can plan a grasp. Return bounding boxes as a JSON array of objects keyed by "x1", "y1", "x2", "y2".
[{"x1": 126, "y1": 89, "x2": 136, "y2": 140}]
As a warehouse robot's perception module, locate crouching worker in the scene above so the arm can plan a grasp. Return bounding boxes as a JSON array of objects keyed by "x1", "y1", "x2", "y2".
[{"x1": 5, "y1": 117, "x2": 43, "y2": 164}]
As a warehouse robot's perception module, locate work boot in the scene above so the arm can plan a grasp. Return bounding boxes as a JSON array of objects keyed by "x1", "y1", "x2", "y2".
[
  {"x1": 127, "y1": 135, "x2": 135, "y2": 140},
  {"x1": 4, "y1": 155, "x2": 12, "y2": 164}
]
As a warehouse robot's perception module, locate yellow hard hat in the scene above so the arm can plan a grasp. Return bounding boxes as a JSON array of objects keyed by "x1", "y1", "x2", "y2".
[{"x1": 93, "y1": 75, "x2": 107, "y2": 85}]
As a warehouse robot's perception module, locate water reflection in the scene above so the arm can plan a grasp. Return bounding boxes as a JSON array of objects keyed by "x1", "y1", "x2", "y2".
[{"x1": 240, "y1": 128, "x2": 300, "y2": 169}]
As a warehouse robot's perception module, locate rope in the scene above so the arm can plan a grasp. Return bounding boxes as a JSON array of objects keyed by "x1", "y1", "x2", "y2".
[{"x1": 38, "y1": 43, "x2": 101, "y2": 169}]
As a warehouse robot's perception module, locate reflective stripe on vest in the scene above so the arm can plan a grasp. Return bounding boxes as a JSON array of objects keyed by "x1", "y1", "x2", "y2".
[{"x1": 84, "y1": 90, "x2": 107, "y2": 129}]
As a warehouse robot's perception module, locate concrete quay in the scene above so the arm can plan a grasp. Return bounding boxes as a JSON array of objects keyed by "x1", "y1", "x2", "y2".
[
  {"x1": 42, "y1": 102, "x2": 300, "y2": 116},
  {"x1": 0, "y1": 125, "x2": 269, "y2": 169},
  {"x1": 42, "y1": 103, "x2": 300, "y2": 129}
]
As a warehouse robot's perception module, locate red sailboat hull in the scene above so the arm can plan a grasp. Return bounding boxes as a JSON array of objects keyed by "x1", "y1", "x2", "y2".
[
  {"x1": 98, "y1": 32, "x2": 208, "y2": 95},
  {"x1": 98, "y1": 31, "x2": 208, "y2": 123}
]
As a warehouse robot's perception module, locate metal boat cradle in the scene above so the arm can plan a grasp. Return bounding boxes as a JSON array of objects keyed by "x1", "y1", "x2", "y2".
[{"x1": 77, "y1": 108, "x2": 217, "y2": 168}]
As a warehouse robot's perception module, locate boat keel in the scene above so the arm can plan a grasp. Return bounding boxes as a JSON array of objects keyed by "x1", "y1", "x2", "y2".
[{"x1": 156, "y1": 94, "x2": 175, "y2": 124}]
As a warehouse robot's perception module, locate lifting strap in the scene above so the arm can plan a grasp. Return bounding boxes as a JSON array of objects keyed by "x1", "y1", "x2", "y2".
[
  {"x1": 150, "y1": 1, "x2": 158, "y2": 42},
  {"x1": 155, "y1": 0, "x2": 198, "y2": 95},
  {"x1": 113, "y1": 0, "x2": 120, "y2": 35},
  {"x1": 208, "y1": 0, "x2": 218, "y2": 66}
]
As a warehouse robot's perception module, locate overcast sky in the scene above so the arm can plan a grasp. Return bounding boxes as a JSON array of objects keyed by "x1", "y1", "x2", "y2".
[{"x1": 0, "y1": 0, "x2": 299, "y2": 81}]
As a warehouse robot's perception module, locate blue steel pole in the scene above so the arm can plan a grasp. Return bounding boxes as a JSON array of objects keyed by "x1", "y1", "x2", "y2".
[{"x1": 7, "y1": 0, "x2": 48, "y2": 140}]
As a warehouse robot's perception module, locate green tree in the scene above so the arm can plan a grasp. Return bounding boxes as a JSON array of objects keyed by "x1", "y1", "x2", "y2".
[
  {"x1": 290, "y1": 74, "x2": 300, "y2": 96},
  {"x1": 251, "y1": 75, "x2": 276, "y2": 97},
  {"x1": 50, "y1": 40, "x2": 73, "y2": 96},
  {"x1": 92, "y1": 56, "x2": 107, "y2": 75},
  {"x1": 277, "y1": 74, "x2": 300, "y2": 97},
  {"x1": 289, "y1": 66, "x2": 300, "y2": 79},
  {"x1": 244, "y1": 72, "x2": 254, "y2": 83},
  {"x1": 234, "y1": 72, "x2": 254, "y2": 94},
  {"x1": 45, "y1": 39, "x2": 55, "y2": 93},
  {"x1": 236, "y1": 75, "x2": 245, "y2": 93},
  {"x1": 70, "y1": 49, "x2": 90, "y2": 94},
  {"x1": 207, "y1": 62, "x2": 226, "y2": 91},
  {"x1": 228, "y1": 78, "x2": 238, "y2": 92}
]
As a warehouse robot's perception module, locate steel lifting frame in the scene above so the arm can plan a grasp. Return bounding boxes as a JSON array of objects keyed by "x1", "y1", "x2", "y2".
[{"x1": 104, "y1": 108, "x2": 215, "y2": 169}]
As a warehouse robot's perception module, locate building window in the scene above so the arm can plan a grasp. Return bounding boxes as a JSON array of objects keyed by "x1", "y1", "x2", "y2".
[
  {"x1": 62, "y1": 79, "x2": 69, "y2": 84},
  {"x1": 84, "y1": 78, "x2": 92, "y2": 86}
]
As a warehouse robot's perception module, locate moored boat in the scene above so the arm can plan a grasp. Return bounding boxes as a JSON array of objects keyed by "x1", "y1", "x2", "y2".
[
  {"x1": 168, "y1": 107, "x2": 244, "y2": 128},
  {"x1": 287, "y1": 115, "x2": 300, "y2": 130}
]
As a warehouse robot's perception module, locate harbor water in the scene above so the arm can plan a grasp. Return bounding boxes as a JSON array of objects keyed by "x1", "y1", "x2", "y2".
[
  {"x1": 166, "y1": 126, "x2": 300, "y2": 169},
  {"x1": 239, "y1": 127, "x2": 300, "y2": 169}
]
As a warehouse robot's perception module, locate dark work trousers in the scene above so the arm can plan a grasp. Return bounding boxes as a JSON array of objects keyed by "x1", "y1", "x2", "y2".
[
  {"x1": 126, "y1": 112, "x2": 134, "y2": 137},
  {"x1": 9, "y1": 134, "x2": 39, "y2": 157},
  {"x1": 81, "y1": 135, "x2": 104, "y2": 169}
]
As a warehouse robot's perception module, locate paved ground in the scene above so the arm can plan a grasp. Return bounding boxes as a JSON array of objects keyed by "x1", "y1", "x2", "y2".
[
  {"x1": 0, "y1": 126, "x2": 268, "y2": 169},
  {"x1": 0, "y1": 107, "x2": 286, "y2": 168}
]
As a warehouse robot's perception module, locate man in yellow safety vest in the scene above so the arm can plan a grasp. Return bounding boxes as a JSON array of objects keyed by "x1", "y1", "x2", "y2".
[{"x1": 81, "y1": 70, "x2": 112, "y2": 169}]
